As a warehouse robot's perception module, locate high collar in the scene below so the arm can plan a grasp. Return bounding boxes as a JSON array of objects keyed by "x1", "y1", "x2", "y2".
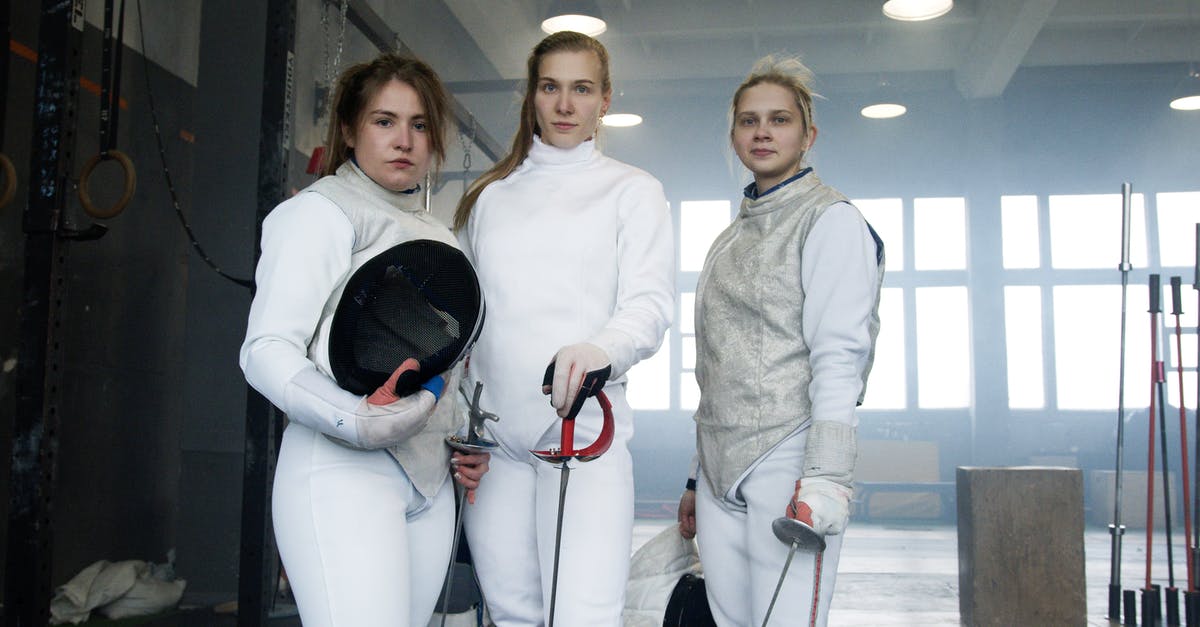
[
  {"x1": 527, "y1": 134, "x2": 597, "y2": 167},
  {"x1": 741, "y1": 167, "x2": 823, "y2": 217},
  {"x1": 338, "y1": 159, "x2": 424, "y2": 213},
  {"x1": 743, "y1": 167, "x2": 813, "y2": 200}
]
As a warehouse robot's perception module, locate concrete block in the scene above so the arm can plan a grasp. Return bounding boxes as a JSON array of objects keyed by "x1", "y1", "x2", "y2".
[{"x1": 957, "y1": 466, "x2": 1086, "y2": 627}]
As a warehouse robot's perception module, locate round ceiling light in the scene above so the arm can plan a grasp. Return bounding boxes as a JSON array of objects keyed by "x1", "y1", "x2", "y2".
[
  {"x1": 882, "y1": 0, "x2": 953, "y2": 21},
  {"x1": 861, "y1": 103, "x2": 908, "y2": 119},
  {"x1": 601, "y1": 113, "x2": 643, "y2": 127},
  {"x1": 541, "y1": 14, "x2": 607, "y2": 36},
  {"x1": 1170, "y1": 94, "x2": 1200, "y2": 110}
]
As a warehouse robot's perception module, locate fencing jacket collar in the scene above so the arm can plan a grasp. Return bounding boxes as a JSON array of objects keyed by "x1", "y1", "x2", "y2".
[
  {"x1": 528, "y1": 133, "x2": 597, "y2": 168},
  {"x1": 343, "y1": 157, "x2": 423, "y2": 207},
  {"x1": 742, "y1": 166, "x2": 814, "y2": 200}
]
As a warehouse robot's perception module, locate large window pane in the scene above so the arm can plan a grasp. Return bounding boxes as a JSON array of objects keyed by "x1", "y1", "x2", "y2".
[
  {"x1": 1048, "y1": 194, "x2": 1147, "y2": 269},
  {"x1": 679, "y1": 292, "x2": 696, "y2": 334},
  {"x1": 681, "y1": 336, "x2": 696, "y2": 370},
  {"x1": 860, "y1": 287, "x2": 906, "y2": 410},
  {"x1": 1156, "y1": 192, "x2": 1200, "y2": 268},
  {"x1": 854, "y1": 198, "x2": 904, "y2": 271},
  {"x1": 680, "y1": 200, "x2": 731, "y2": 272},
  {"x1": 914, "y1": 197, "x2": 966, "y2": 270},
  {"x1": 1005, "y1": 286, "x2": 1045, "y2": 408},
  {"x1": 916, "y1": 286, "x2": 970, "y2": 408},
  {"x1": 627, "y1": 338, "x2": 670, "y2": 410},
  {"x1": 1001, "y1": 195, "x2": 1040, "y2": 269},
  {"x1": 1053, "y1": 285, "x2": 1150, "y2": 410},
  {"x1": 680, "y1": 371, "x2": 700, "y2": 410}
]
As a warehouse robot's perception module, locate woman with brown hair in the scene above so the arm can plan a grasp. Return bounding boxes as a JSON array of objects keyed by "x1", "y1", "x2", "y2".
[
  {"x1": 240, "y1": 52, "x2": 488, "y2": 626},
  {"x1": 455, "y1": 31, "x2": 674, "y2": 625}
]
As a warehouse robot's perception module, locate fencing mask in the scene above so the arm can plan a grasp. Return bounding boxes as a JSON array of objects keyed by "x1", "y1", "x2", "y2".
[{"x1": 329, "y1": 239, "x2": 484, "y2": 398}]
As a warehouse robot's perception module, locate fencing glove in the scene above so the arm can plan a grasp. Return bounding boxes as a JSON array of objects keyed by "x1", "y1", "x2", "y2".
[
  {"x1": 542, "y1": 342, "x2": 611, "y2": 419},
  {"x1": 283, "y1": 358, "x2": 444, "y2": 450},
  {"x1": 787, "y1": 477, "x2": 853, "y2": 536}
]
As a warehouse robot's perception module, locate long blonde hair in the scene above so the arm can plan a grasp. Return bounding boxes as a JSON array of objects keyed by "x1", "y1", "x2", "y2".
[
  {"x1": 453, "y1": 31, "x2": 612, "y2": 231},
  {"x1": 322, "y1": 53, "x2": 451, "y2": 177}
]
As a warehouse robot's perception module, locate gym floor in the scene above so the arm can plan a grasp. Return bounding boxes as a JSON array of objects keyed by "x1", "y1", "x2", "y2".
[{"x1": 86, "y1": 520, "x2": 1173, "y2": 625}]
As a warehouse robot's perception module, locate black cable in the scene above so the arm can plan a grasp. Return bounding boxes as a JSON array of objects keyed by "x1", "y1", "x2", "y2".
[{"x1": 135, "y1": 0, "x2": 254, "y2": 289}]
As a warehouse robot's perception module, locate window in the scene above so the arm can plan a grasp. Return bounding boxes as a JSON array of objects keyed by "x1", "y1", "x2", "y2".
[
  {"x1": 859, "y1": 287, "x2": 906, "y2": 410},
  {"x1": 1001, "y1": 195, "x2": 1040, "y2": 269},
  {"x1": 914, "y1": 197, "x2": 966, "y2": 270},
  {"x1": 1004, "y1": 286, "x2": 1044, "y2": 408},
  {"x1": 1048, "y1": 193, "x2": 1147, "y2": 269},
  {"x1": 915, "y1": 286, "x2": 971, "y2": 408},
  {"x1": 1156, "y1": 192, "x2": 1200, "y2": 268},
  {"x1": 679, "y1": 200, "x2": 731, "y2": 272}
]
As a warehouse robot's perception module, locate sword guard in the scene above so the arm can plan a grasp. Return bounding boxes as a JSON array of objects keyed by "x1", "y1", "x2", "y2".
[
  {"x1": 458, "y1": 381, "x2": 501, "y2": 447},
  {"x1": 771, "y1": 517, "x2": 826, "y2": 553},
  {"x1": 531, "y1": 390, "x2": 615, "y2": 464},
  {"x1": 446, "y1": 434, "x2": 498, "y2": 455}
]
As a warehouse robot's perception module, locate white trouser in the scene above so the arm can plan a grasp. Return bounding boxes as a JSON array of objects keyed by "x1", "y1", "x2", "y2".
[
  {"x1": 696, "y1": 429, "x2": 843, "y2": 627},
  {"x1": 272, "y1": 422, "x2": 455, "y2": 627},
  {"x1": 463, "y1": 421, "x2": 634, "y2": 626}
]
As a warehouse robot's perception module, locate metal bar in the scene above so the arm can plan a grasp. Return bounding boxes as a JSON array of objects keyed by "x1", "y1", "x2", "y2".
[
  {"x1": 1109, "y1": 182, "x2": 1133, "y2": 619},
  {"x1": 237, "y1": 0, "x2": 296, "y2": 624},
  {"x1": 5, "y1": 0, "x2": 85, "y2": 624},
  {"x1": 328, "y1": 0, "x2": 505, "y2": 162}
]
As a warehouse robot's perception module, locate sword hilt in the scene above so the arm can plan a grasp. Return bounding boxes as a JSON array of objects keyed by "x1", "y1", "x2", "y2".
[{"x1": 530, "y1": 390, "x2": 615, "y2": 464}]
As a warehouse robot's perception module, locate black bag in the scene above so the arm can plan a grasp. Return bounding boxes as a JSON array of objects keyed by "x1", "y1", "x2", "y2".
[{"x1": 663, "y1": 573, "x2": 717, "y2": 627}]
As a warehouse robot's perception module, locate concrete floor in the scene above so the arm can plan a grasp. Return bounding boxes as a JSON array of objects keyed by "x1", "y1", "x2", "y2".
[
  {"x1": 103, "y1": 519, "x2": 1183, "y2": 625},
  {"x1": 633, "y1": 519, "x2": 1186, "y2": 626}
]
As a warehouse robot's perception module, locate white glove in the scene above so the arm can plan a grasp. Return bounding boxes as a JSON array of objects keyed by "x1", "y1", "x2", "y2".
[
  {"x1": 542, "y1": 342, "x2": 610, "y2": 419},
  {"x1": 787, "y1": 477, "x2": 853, "y2": 536},
  {"x1": 282, "y1": 360, "x2": 442, "y2": 450}
]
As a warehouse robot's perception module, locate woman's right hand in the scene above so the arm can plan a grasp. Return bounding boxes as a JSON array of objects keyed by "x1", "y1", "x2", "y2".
[
  {"x1": 451, "y1": 451, "x2": 491, "y2": 504},
  {"x1": 350, "y1": 359, "x2": 443, "y2": 449},
  {"x1": 678, "y1": 489, "x2": 697, "y2": 539}
]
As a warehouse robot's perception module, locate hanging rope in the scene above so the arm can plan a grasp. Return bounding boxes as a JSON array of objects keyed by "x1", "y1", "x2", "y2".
[
  {"x1": 135, "y1": 0, "x2": 252, "y2": 288},
  {"x1": 79, "y1": 0, "x2": 137, "y2": 219}
]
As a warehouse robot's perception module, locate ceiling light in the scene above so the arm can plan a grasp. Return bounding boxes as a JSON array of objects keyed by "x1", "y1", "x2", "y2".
[
  {"x1": 1169, "y1": 69, "x2": 1200, "y2": 111},
  {"x1": 861, "y1": 103, "x2": 908, "y2": 119},
  {"x1": 601, "y1": 113, "x2": 642, "y2": 127},
  {"x1": 541, "y1": 0, "x2": 607, "y2": 36},
  {"x1": 882, "y1": 0, "x2": 953, "y2": 21}
]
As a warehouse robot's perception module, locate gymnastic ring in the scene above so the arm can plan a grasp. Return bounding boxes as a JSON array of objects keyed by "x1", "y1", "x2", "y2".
[
  {"x1": 0, "y1": 153, "x2": 16, "y2": 210},
  {"x1": 79, "y1": 149, "x2": 136, "y2": 219}
]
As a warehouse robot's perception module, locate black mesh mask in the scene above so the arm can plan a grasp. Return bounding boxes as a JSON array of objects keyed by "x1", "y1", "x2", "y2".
[{"x1": 329, "y1": 239, "x2": 484, "y2": 398}]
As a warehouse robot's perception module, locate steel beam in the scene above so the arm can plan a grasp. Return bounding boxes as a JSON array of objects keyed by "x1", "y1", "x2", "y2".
[
  {"x1": 5, "y1": 0, "x2": 85, "y2": 624},
  {"x1": 237, "y1": 0, "x2": 295, "y2": 625}
]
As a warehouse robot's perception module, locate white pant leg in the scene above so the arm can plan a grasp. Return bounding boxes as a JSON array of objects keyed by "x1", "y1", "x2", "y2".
[
  {"x1": 466, "y1": 415, "x2": 634, "y2": 626},
  {"x1": 696, "y1": 430, "x2": 843, "y2": 627},
  {"x1": 463, "y1": 447, "x2": 543, "y2": 626},
  {"x1": 534, "y1": 439, "x2": 633, "y2": 626},
  {"x1": 272, "y1": 423, "x2": 454, "y2": 627}
]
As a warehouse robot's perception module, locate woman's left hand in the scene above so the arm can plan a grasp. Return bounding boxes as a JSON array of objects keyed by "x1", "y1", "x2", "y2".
[{"x1": 451, "y1": 451, "x2": 491, "y2": 504}]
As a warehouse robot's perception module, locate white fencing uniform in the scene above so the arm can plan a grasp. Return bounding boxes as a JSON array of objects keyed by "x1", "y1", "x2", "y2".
[
  {"x1": 460, "y1": 135, "x2": 674, "y2": 625},
  {"x1": 241, "y1": 162, "x2": 463, "y2": 626}
]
